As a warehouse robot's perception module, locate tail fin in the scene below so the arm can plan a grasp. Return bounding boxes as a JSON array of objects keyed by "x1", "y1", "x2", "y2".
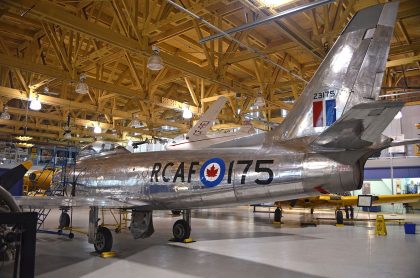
[
  {"x1": 0, "y1": 160, "x2": 32, "y2": 191},
  {"x1": 186, "y1": 96, "x2": 227, "y2": 139},
  {"x1": 268, "y1": 2, "x2": 398, "y2": 142}
]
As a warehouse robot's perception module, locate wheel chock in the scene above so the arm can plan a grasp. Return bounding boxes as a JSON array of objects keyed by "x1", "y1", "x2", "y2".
[
  {"x1": 183, "y1": 237, "x2": 194, "y2": 243},
  {"x1": 100, "y1": 251, "x2": 117, "y2": 258},
  {"x1": 335, "y1": 224, "x2": 345, "y2": 227},
  {"x1": 272, "y1": 221, "x2": 281, "y2": 225}
]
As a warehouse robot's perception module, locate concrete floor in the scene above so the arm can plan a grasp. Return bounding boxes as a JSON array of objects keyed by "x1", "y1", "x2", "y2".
[{"x1": 1, "y1": 207, "x2": 420, "y2": 278}]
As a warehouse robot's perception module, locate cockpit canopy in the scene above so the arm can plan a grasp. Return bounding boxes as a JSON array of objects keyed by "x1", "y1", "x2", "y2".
[{"x1": 78, "y1": 141, "x2": 129, "y2": 160}]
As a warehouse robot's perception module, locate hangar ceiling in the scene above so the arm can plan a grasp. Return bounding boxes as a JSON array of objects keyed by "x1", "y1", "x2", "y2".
[{"x1": 0, "y1": 0, "x2": 419, "y2": 146}]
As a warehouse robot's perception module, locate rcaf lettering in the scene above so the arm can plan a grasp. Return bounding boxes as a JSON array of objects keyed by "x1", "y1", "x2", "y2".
[
  {"x1": 188, "y1": 162, "x2": 199, "y2": 183},
  {"x1": 313, "y1": 90, "x2": 337, "y2": 100},
  {"x1": 162, "y1": 162, "x2": 173, "y2": 182},
  {"x1": 150, "y1": 163, "x2": 162, "y2": 182},
  {"x1": 150, "y1": 160, "x2": 274, "y2": 185},
  {"x1": 173, "y1": 162, "x2": 185, "y2": 182}
]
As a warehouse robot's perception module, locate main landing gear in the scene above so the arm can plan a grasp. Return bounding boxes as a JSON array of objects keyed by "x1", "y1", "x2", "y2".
[
  {"x1": 274, "y1": 207, "x2": 282, "y2": 223},
  {"x1": 88, "y1": 207, "x2": 156, "y2": 253},
  {"x1": 89, "y1": 206, "x2": 113, "y2": 253},
  {"x1": 335, "y1": 206, "x2": 354, "y2": 225},
  {"x1": 172, "y1": 209, "x2": 192, "y2": 242},
  {"x1": 94, "y1": 226, "x2": 113, "y2": 253}
]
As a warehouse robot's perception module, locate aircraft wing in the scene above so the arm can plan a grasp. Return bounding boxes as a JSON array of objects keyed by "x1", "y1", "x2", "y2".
[
  {"x1": 311, "y1": 101, "x2": 403, "y2": 150},
  {"x1": 304, "y1": 194, "x2": 420, "y2": 208},
  {"x1": 279, "y1": 194, "x2": 420, "y2": 209},
  {"x1": 14, "y1": 196, "x2": 151, "y2": 209},
  {"x1": 369, "y1": 194, "x2": 420, "y2": 205},
  {"x1": 187, "y1": 96, "x2": 227, "y2": 139}
]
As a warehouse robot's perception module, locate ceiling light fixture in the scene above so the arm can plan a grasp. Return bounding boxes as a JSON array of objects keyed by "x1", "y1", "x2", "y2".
[
  {"x1": 75, "y1": 73, "x2": 89, "y2": 94},
  {"x1": 64, "y1": 130, "x2": 72, "y2": 139},
  {"x1": 16, "y1": 135, "x2": 33, "y2": 142},
  {"x1": 182, "y1": 106, "x2": 193, "y2": 119},
  {"x1": 29, "y1": 94, "x2": 42, "y2": 111},
  {"x1": 131, "y1": 115, "x2": 143, "y2": 128},
  {"x1": 0, "y1": 106, "x2": 10, "y2": 120},
  {"x1": 254, "y1": 92, "x2": 266, "y2": 107},
  {"x1": 147, "y1": 45, "x2": 164, "y2": 71},
  {"x1": 17, "y1": 100, "x2": 33, "y2": 141},
  {"x1": 258, "y1": 0, "x2": 294, "y2": 8},
  {"x1": 94, "y1": 124, "x2": 102, "y2": 134},
  {"x1": 16, "y1": 142, "x2": 34, "y2": 148}
]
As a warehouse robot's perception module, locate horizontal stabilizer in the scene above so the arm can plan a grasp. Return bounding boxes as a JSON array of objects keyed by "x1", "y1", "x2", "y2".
[
  {"x1": 311, "y1": 101, "x2": 403, "y2": 150},
  {"x1": 390, "y1": 138, "x2": 420, "y2": 147},
  {"x1": 0, "y1": 160, "x2": 32, "y2": 190}
]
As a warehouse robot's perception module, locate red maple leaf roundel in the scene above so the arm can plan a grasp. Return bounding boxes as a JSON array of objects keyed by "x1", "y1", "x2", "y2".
[{"x1": 206, "y1": 164, "x2": 219, "y2": 178}]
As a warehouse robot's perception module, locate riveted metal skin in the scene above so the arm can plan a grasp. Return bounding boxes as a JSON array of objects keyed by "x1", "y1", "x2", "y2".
[{"x1": 54, "y1": 144, "x2": 361, "y2": 210}]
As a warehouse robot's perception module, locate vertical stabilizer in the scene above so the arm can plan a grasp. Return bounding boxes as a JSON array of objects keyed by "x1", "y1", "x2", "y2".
[
  {"x1": 268, "y1": 2, "x2": 398, "y2": 142},
  {"x1": 187, "y1": 96, "x2": 228, "y2": 139}
]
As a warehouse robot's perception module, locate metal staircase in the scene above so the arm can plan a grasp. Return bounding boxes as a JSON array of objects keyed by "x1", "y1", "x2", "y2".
[{"x1": 30, "y1": 149, "x2": 74, "y2": 231}]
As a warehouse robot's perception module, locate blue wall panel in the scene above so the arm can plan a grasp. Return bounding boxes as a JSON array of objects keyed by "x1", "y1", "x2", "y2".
[{"x1": 364, "y1": 167, "x2": 420, "y2": 179}]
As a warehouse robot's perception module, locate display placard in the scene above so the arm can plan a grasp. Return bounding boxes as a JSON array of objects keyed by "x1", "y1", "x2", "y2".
[{"x1": 357, "y1": 195, "x2": 373, "y2": 207}]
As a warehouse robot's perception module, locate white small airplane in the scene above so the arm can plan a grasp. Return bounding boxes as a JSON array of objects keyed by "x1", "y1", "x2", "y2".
[{"x1": 165, "y1": 96, "x2": 257, "y2": 150}]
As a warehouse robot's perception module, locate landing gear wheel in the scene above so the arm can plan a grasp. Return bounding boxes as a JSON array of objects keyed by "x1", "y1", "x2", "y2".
[
  {"x1": 94, "y1": 227, "x2": 113, "y2": 253},
  {"x1": 336, "y1": 210, "x2": 344, "y2": 225},
  {"x1": 59, "y1": 212, "x2": 70, "y2": 229},
  {"x1": 172, "y1": 219, "x2": 191, "y2": 242},
  {"x1": 274, "y1": 208, "x2": 282, "y2": 222},
  {"x1": 68, "y1": 233, "x2": 74, "y2": 239},
  {"x1": 171, "y1": 210, "x2": 182, "y2": 216}
]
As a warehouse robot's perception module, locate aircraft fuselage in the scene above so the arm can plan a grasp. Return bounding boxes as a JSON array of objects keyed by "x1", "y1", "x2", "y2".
[{"x1": 58, "y1": 145, "x2": 362, "y2": 210}]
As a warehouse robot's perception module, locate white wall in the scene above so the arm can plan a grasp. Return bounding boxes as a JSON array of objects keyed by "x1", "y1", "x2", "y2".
[{"x1": 382, "y1": 105, "x2": 420, "y2": 156}]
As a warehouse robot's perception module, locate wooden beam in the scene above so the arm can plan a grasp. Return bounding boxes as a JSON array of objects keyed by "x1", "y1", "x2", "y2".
[
  {"x1": 3, "y1": 0, "x2": 255, "y2": 97},
  {"x1": 386, "y1": 55, "x2": 420, "y2": 68},
  {"x1": 222, "y1": 42, "x2": 296, "y2": 65},
  {"x1": 0, "y1": 86, "x2": 187, "y2": 131},
  {"x1": 0, "y1": 53, "x2": 145, "y2": 99},
  {"x1": 184, "y1": 77, "x2": 199, "y2": 106}
]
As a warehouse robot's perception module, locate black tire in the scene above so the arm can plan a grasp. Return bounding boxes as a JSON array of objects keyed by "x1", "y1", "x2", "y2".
[
  {"x1": 172, "y1": 219, "x2": 191, "y2": 242},
  {"x1": 59, "y1": 212, "x2": 70, "y2": 229},
  {"x1": 94, "y1": 227, "x2": 113, "y2": 253},
  {"x1": 68, "y1": 233, "x2": 74, "y2": 239},
  {"x1": 171, "y1": 210, "x2": 182, "y2": 216},
  {"x1": 336, "y1": 210, "x2": 344, "y2": 225},
  {"x1": 274, "y1": 208, "x2": 282, "y2": 222}
]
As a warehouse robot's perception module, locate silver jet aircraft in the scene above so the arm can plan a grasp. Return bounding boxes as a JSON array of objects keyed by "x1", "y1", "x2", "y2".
[{"x1": 14, "y1": 2, "x2": 406, "y2": 253}]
